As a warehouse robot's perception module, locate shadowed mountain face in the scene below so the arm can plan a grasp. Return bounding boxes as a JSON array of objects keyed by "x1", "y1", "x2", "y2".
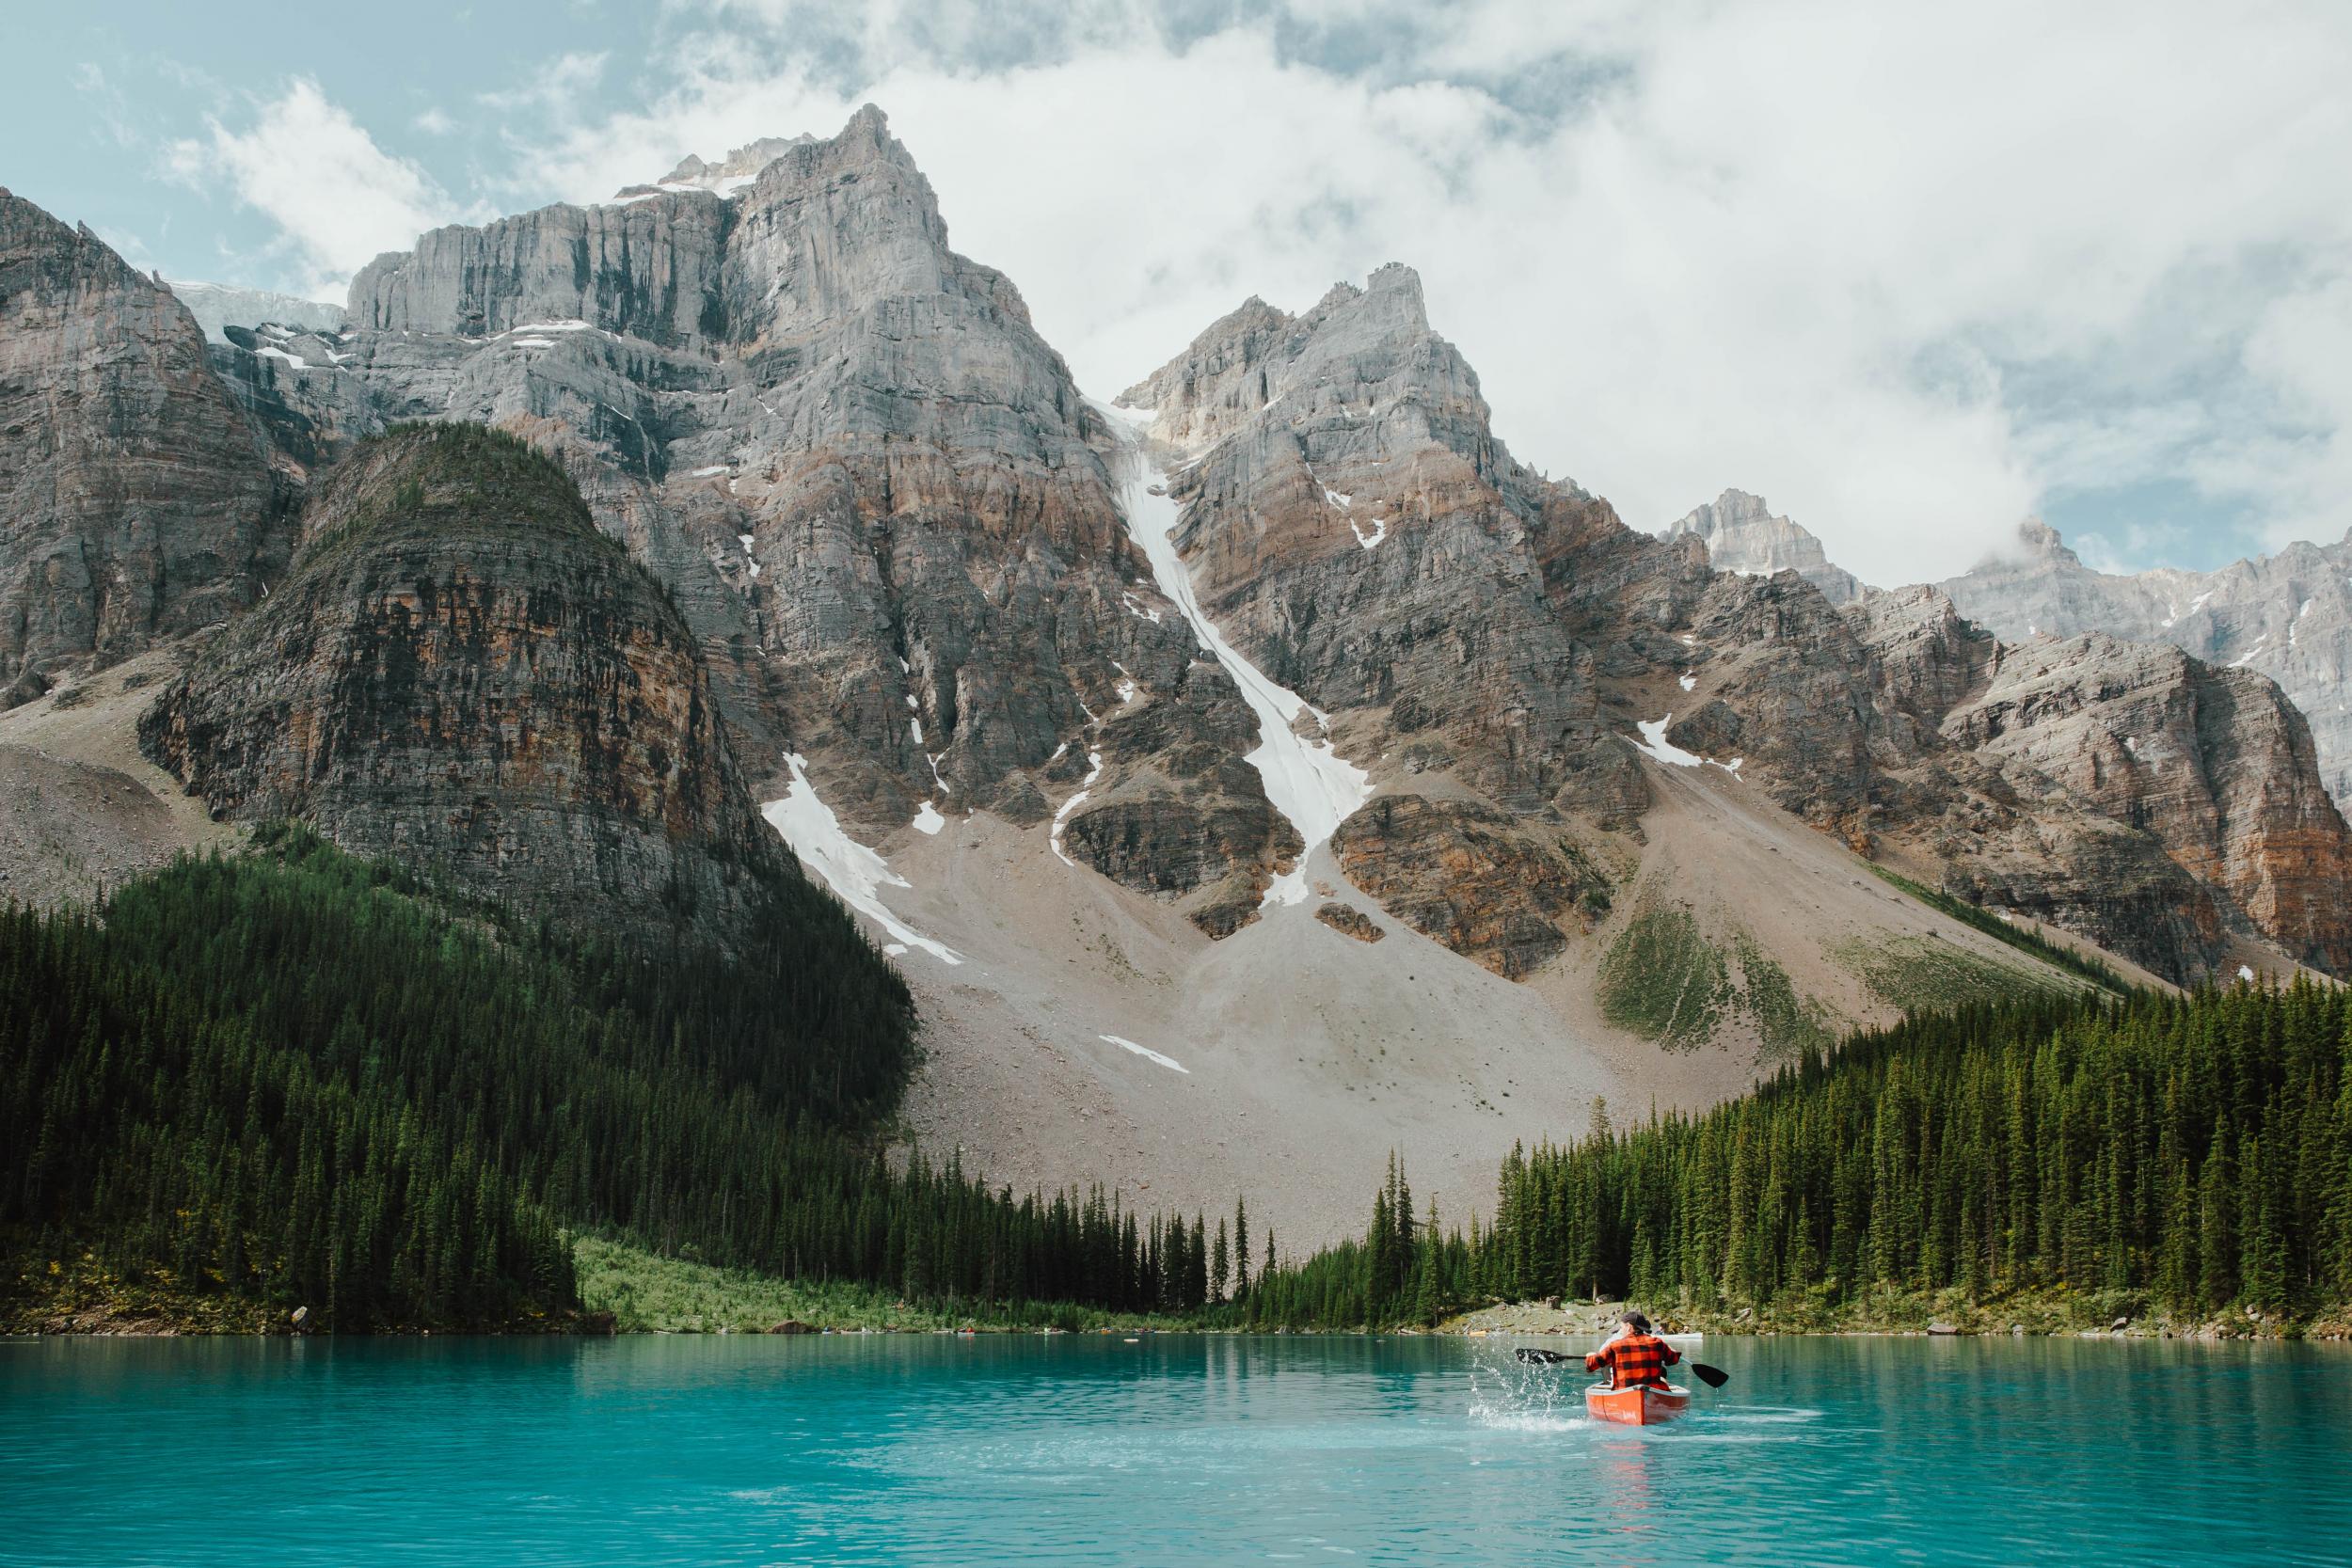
[
  {"x1": 140, "y1": 425, "x2": 795, "y2": 955},
  {"x1": 0, "y1": 190, "x2": 284, "y2": 707}
]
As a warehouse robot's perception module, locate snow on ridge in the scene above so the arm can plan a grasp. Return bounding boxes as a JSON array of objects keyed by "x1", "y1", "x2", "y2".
[
  {"x1": 1631, "y1": 715, "x2": 1742, "y2": 779},
  {"x1": 1089, "y1": 397, "x2": 1373, "y2": 906},
  {"x1": 1100, "y1": 1035, "x2": 1190, "y2": 1075},
  {"x1": 760, "y1": 752, "x2": 961, "y2": 964}
]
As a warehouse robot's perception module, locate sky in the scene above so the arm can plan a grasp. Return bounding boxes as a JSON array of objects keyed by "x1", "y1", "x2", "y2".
[{"x1": 12, "y1": 0, "x2": 2352, "y2": 585}]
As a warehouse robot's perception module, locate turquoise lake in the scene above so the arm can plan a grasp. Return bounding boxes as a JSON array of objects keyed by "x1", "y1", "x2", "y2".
[{"x1": 3, "y1": 1334, "x2": 2347, "y2": 1565}]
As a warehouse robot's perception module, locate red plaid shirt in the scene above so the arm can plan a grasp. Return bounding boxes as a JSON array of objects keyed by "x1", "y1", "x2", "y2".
[{"x1": 1584, "y1": 1333, "x2": 1681, "y2": 1388}]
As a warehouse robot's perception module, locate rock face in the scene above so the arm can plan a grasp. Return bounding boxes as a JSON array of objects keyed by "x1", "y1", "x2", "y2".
[
  {"x1": 165, "y1": 281, "x2": 346, "y2": 344},
  {"x1": 1125, "y1": 265, "x2": 2352, "y2": 982},
  {"x1": 1663, "y1": 490, "x2": 1864, "y2": 606},
  {"x1": 1943, "y1": 633, "x2": 2352, "y2": 972},
  {"x1": 1330, "y1": 795, "x2": 1609, "y2": 977},
  {"x1": 1122, "y1": 265, "x2": 1645, "y2": 822},
  {"x1": 0, "y1": 190, "x2": 282, "y2": 706},
  {"x1": 216, "y1": 106, "x2": 1288, "y2": 935},
  {"x1": 1940, "y1": 521, "x2": 2352, "y2": 807},
  {"x1": 139, "y1": 424, "x2": 791, "y2": 953}
]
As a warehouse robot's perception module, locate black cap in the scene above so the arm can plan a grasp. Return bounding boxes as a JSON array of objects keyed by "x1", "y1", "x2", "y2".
[{"x1": 1622, "y1": 1310, "x2": 1651, "y2": 1333}]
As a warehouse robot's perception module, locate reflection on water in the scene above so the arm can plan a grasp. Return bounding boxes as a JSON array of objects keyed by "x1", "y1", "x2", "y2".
[{"x1": 1, "y1": 1334, "x2": 2348, "y2": 1566}]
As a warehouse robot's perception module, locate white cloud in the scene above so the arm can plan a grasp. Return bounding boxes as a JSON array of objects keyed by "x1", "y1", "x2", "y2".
[
  {"x1": 414, "y1": 106, "x2": 455, "y2": 136},
  {"x1": 160, "y1": 3, "x2": 2352, "y2": 578},
  {"x1": 167, "y1": 78, "x2": 470, "y2": 301}
]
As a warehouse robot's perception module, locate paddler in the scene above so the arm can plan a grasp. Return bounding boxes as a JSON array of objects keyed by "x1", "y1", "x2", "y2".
[{"x1": 1583, "y1": 1310, "x2": 1682, "y2": 1389}]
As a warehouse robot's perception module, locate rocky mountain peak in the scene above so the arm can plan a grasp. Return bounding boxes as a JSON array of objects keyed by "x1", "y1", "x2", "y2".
[
  {"x1": 2010, "y1": 518, "x2": 2081, "y2": 565},
  {"x1": 1663, "y1": 489, "x2": 1863, "y2": 606}
]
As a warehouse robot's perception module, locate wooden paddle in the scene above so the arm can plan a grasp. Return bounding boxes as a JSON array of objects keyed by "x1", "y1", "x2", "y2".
[{"x1": 1515, "y1": 1345, "x2": 1730, "y2": 1388}]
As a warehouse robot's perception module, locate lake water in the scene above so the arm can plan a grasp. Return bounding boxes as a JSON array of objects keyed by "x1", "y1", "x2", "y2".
[{"x1": 3, "y1": 1334, "x2": 2347, "y2": 1566}]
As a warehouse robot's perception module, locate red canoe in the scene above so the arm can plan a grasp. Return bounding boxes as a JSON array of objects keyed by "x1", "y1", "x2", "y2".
[{"x1": 1584, "y1": 1383, "x2": 1691, "y2": 1426}]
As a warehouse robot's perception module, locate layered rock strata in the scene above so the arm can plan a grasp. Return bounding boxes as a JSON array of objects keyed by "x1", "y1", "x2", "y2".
[
  {"x1": 140, "y1": 424, "x2": 791, "y2": 953},
  {"x1": 0, "y1": 191, "x2": 282, "y2": 706}
]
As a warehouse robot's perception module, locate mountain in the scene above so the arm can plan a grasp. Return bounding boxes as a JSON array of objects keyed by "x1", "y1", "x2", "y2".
[
  {"x1": 12, "y1": 112, "x2": 2352, "y2": 1244},
  {"x1": 0, "y1": 189, "x2": 285, "y2": 707},
  {"x1": 139, "y1": 423, "x2": 792, "y2": 955},
  {"x1": 164, "y1": 280, "x2": 347, "y2": 343},
  {"x1": 1938, "y1": 520, "x2": 2352, "y2": 806},
  {"x1": 1662, "y1": 489, "x2": 1864, "y2": 605}
]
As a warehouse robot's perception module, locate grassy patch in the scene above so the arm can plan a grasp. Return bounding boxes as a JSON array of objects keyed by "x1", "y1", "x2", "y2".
[
  {"x1": 573, "y1": 1237, "x2": 1216, "y2": 1335},
  {"x1": 1831, "y1": 934, "x2": 2074, "y2": 1014},
  {"x1": 1864, "y1": 863, "x2": 2131, "y2": 996},
  {"x1": 1598, "y1": 905, "x2": 1734, "y2": 1051},
  {"x1": 1733, "y1": 934, "x2": 1838, "y2": 1066}
]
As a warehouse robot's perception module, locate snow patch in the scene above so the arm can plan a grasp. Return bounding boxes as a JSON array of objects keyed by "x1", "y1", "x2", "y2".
[
  {"x1": 691, "y1": 465, "x2": 729, "y2": 478},
  {"x1": 1348, "y1": 515, "x2": 1388, "y2": 550},
  {"x1": 1631, "y1": 715, "x2": 1743, "y2": 779},
  {"x1": 759, "y1": 753, "x2": 961, "y2": 964},
  {"x1": 1678, "y1": 673, "x2": 1696, "y2": 692},
  {"x1": 1100, "y1": 1035, "x2": 1189, "y2": 1075},
  {"x1": 1050, "y1": 749, "x2": 1105, "y2": 867},
  {"x1": 509, "y1": 338, "x2": 555, "y2": 350},
  {"x1": 910, "y1": 717, "x2": 923, "y2": 745},
  {"x1": 913, "y1": 802, "x2": 946, "y2": 835},
  {"x1": 1324, "y1": 489, "x2": 1352, "y2": 510},
  {"x1": 255, "y1": 346, "x2": 307, "y2": 369},
  {"x1": 2238, "y1": 964, "x2": 2256, "y2": 983},
  {"x1": 1115, "y1": 678, "x2": 1139, "y2": 705},
  {"x1": 1089, "y1": 399, "x2": 1373, "y2": 905}
]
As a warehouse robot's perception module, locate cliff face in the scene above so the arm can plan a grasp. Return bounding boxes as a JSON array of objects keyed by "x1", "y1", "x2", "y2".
[
  {"x1": 1664, "y1": 489, "x2": 1864, "y2": 606},
  {"x1": 285, "y1": 106, "x2": 1290, "y2": 935},
  {"x1": 1122, "y1": 264, "x2": 1643, "y2": 820},
  {"x1": 1940, "y1": 520, "x2": 2352, "y2": 808},
  {"x1": 1943, "y1": 632, "x2": 2352, "y2": 972},
  {"x1": 1123, "y1": 268, "x2": 2352, "y2": 983},
  {"x1": 0, "y1": 190, "x2": 282, "y2": 706},
  {"x1": 139, "y1": 424, "x2": 790, "y2": 953}
]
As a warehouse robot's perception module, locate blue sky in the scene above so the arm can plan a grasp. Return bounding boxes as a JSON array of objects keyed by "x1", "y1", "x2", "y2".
[{"x1": 11, "y1": 0, "x2": 2352, "y2": 586}]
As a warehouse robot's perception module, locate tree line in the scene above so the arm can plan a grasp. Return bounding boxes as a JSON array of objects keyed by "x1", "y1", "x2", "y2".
[
  {"x1": 0, "y1": 828, "x2": 1240, "y2": 1328},
  {"x1": 1250, "y1": 982, "x2": 2352, "y2": 1328}
]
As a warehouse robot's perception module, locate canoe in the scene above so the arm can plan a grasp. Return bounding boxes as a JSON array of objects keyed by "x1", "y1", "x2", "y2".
[{"x1": 1584, "y1": 1382, "x2": 1691, "y2": 1426}]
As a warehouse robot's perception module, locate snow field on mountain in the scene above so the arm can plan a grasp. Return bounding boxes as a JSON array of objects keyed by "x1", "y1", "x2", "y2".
[
  {"x1": 1090, "y1": 400, "x2": 1373, "y2": 905},
  {"x1": 760, "y1": 753, "x2": 961, "y2": 963}
]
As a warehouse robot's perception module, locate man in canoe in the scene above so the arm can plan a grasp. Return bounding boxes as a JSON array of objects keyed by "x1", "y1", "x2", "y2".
[{"x1": 1584, "y1": 1311, "x2": 1682, "y2": 1389}]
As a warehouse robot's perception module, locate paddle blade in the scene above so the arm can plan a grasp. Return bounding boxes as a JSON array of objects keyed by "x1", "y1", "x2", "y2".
[
  {"x1": 1515, "y1": 1348, "x2": 1575, "y2": 1366},
  {"x1": 1688, "y1": 1361, "x2": 1729, "y2": 1389}
]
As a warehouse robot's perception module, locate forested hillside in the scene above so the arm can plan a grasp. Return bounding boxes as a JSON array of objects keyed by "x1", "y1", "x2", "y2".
[
  {"x1": 1249, "y1": 983, "x2": 2352, "y2": 1331},
  {"x1": 0, "y1": 830, "x2": 1222, "y2": 1329}
]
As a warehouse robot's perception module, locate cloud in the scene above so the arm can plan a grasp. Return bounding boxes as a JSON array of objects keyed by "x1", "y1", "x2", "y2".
[
  {"x1": 167, "y1": 78, "x2": 469, "y2": 300},
  {"x1": 161, "y1": 2, "x2": 2352, "y2": 578},
  {"x1": 414, "y1": 106, "x2": 455, "y2": 136}
]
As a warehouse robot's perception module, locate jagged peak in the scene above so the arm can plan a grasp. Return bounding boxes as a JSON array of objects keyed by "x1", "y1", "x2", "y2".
[
  {"x1": 2013, "y1": 518, "x2": 2082, "y2": 566},
  {"x1": 614, "y1": 105, "x2": 910, "y2": 202}
]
